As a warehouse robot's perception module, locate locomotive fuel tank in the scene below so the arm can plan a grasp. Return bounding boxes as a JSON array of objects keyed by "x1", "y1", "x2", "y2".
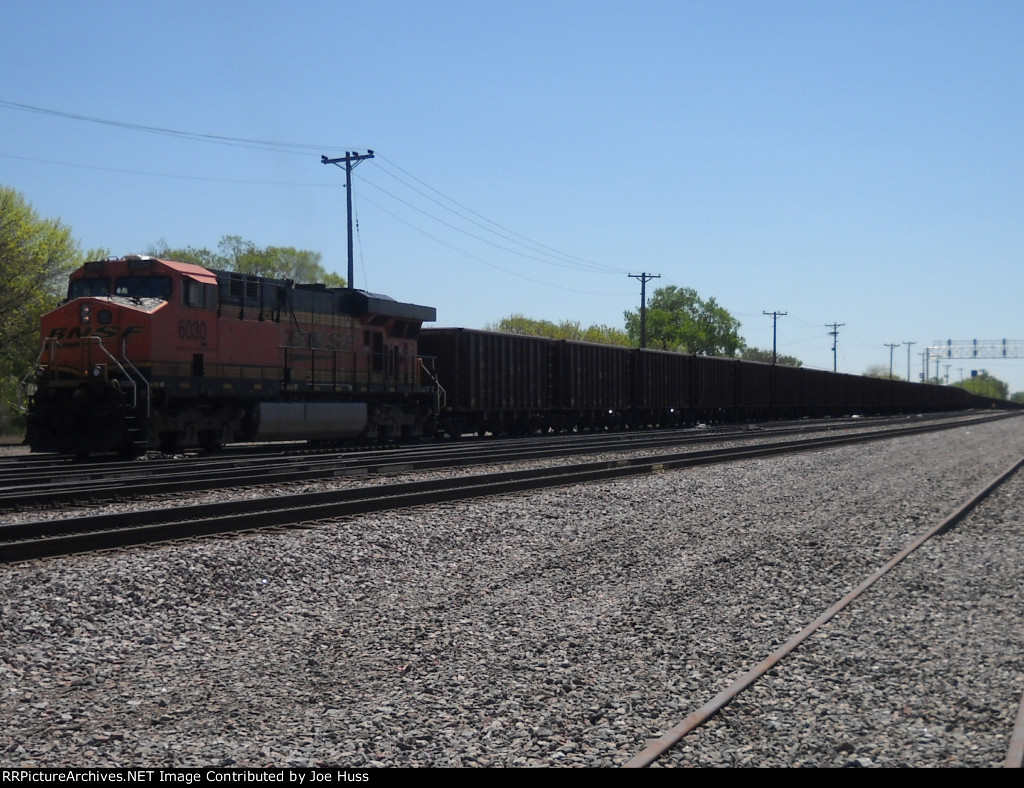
[{"x1": 251, "y1": 402, "x2": 368, "y2": 441}]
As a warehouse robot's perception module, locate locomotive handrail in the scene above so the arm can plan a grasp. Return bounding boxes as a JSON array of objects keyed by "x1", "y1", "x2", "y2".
[
  {"x1": 282, "y1": 344, "x2": 373, "y2": 391},
  {"x1": 119, "y1": 337, "x2": 150, "y2": 421},
  {"x1": 39, "y1": 336, "x2": 60, "y2": 365},
  {"x1": 280, "y1": 343, "x2": 428, "y2": 393},
  {"x1": 417, "y1": 356, "x2": 446, "y2": 413},
  {"x1": 81, "y1": 335, "x2": 146, "y2": 411},
  {"x1": 17, "y1": 337, "x2": 62, "y2": 403}
]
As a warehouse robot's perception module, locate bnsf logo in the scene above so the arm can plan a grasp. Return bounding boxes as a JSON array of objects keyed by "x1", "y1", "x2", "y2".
[
  {"x1": 47, "y1": 326, "x2": 144, "y2": 340},
  {"x1": 178, "y1": 320, "x2": 207, "y2": 342}
]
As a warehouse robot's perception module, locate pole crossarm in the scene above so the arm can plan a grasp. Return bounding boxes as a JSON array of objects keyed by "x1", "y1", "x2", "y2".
[{"x1": 928, "y1": 339, "x2": 1024, "y2": 359}]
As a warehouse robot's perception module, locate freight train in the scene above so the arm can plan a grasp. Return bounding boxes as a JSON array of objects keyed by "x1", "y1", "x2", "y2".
[{"x1": 24, "y1": 255, "x2": 1007, "y2": 455}]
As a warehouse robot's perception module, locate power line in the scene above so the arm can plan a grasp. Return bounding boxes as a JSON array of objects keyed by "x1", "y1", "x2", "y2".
[
  {"x1": 0, "y1": 151, "x2": 337, "y2": 187},
  {"x1": 358, "y1": 193, "x2": 625, "y2": 297},
  {"x1": 1, "y1": 99, "x2": 632, "y2": 290},
  {"x1": 376, "y1": 155, "x2": 626, "y2": 274},
  {"x1": 0, "y1": 99, "x2": 354, "y2": 155},
  {"x1": 7, "y1": 143, "x2": 625, "y2": 295},
  {"x1": 2, "y1": 100, "x2": 628, "y2": 276},
  {"x1": 368, "y1": 167, "x2": 624, "y2": 274},
  {"x1": 360, "y1": 175, "x2": 625, "y2": 274}
]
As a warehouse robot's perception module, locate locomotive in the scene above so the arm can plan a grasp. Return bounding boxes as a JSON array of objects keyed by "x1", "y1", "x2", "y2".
[
  {"x1": 26, "y1": 255, "x2": 437, "y2": 455},
  {"x1": 26, "y1": 255, "x2": 1008, "y2": 456}
]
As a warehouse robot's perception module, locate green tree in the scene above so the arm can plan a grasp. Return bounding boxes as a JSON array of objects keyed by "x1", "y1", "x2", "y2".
[
  {"x1": 0, "y1": 186, "x2": 81, "y2": 430},
  {"x1": 1010, "y1": 392, "x2": 1024, "y2": 404},
  {"x1": 148, "y1": 236, "x2": 344, "y2": 287},
  {"x1": 952, "y1": 371, "x2": 1009, "y2": 400},
  {"x1": 864, "y1": 364, "x2": 901, "y2": 380},
  {"x1": 146, "y1": 239, "x2": 222, "y2": 269},
  {"x1": 486, "y1": 314, "x2": 560, "y2": 338},
  {"x1": 742, "y1": 347, "x2": 803, "y2": 366},
  {"x1": 485, "y1": 314, "x2": 631, "y2": 346},
  {"x1": 624, "y1": 285, "x2": 744, "y2": 356},
  {"x1": 579, "y1": 323, "x2": 632, "y2": 346}
]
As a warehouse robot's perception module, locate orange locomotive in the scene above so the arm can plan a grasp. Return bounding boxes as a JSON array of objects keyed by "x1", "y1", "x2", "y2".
[{"x1": 26, "y1": 255, "x2": 437, "y2": 455}]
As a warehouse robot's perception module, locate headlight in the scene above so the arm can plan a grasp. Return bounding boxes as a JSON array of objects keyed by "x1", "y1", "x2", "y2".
[{"x1": 92, "y1": 365, "x2": 104, "y2": 378}]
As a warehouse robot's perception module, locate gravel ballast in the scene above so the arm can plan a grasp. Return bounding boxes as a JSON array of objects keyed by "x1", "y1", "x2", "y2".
[{"x1": 2, "y1": 417, "x2": 1022, "y2": 767}]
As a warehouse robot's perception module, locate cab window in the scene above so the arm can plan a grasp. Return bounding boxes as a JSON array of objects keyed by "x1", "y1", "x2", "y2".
[
  {"x1": 68, "y1": 278, "x2": 111, "y2": 298},
  {"x1": 182, "y1": 278, "x2": 215, "y2": 308},
  {"x1": 113, "y1": 276, "x2": 172, "y2": 300}
]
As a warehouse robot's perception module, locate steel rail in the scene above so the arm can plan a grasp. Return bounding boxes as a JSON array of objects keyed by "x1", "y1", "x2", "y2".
[
  {"x1": 2, "y1": 409, "x2": 999, "y2": 484},
  {"x1": 1, "y1": 431, "x2": 710, "y2": 508},
  {"x1": 3, "y1": 415, "x2": 1015, "y2": 564},
  {"x1": 1007, "y1": 692, "x2": 1024, "y2": 768},
  {"x1": 623, "y1": 453, "x2": 1024, "y2": 768},
  {"x1": 0, "y1": 412, "x2": 1009, "y2": 510}
]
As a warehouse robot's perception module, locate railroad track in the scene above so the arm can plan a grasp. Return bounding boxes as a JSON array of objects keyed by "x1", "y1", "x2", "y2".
[
  {"x1": 3, "y1": 409, "x2": 1021, "y2": 767},
  {"x1": 625, "y1": 454, "x2": 1024, "y2": 769},
  {"x1": 3, "y1": 411, "x2": 1017, "y2": 563},
  {"x1": 0, "y1": 411, "x2": 1004, "y2": 509}
]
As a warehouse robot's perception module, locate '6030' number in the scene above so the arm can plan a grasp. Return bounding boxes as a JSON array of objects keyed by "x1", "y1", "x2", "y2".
[{"x1": 178, "y1": 319, "x2": 207, "y2": 342}]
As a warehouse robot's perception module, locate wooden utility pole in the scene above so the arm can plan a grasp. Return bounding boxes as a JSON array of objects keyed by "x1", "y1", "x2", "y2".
[
  {"x1": 826, "y1": 322, "x2": 845, "y2": 372},
  {"x1": 884, "y1": 342, "x2": 900, "y2": 378},
  {"x1": 322, "y1": 150, "x2": 375, "y2": 289},
  {"x1": 629, "y1": 273, "x2": 660, "y2": 348},
  {"x1": 763, "y1": 310, "x2": 787, "y2": 364},
  {"x1": 903, "y1": 341, "x2": 916, "y2": 382}
]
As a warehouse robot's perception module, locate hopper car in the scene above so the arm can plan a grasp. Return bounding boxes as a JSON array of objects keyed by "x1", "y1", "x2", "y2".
[{"x1": 418, "y1": 328, "x2": 1007, "y2": 438}]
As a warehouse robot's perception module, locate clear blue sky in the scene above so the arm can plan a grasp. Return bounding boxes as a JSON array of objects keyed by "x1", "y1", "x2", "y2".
[{"x1": 3, "y1": 1, "x2": 1022, "y2": 389}]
